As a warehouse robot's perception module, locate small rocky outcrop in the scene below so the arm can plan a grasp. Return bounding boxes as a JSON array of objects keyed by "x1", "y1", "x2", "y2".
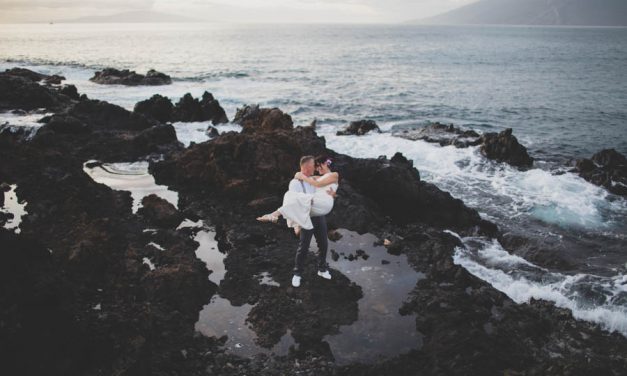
[
  {"x1": 0, "y1": 70, "x2": 75, "y2": 111},
  {"x1": 573, "y1": 148, "x2": 627, "y2": 196},
  {"x1": 137, "y1": 194, "x2": 183, "y2": 228},
  {"x1": 172, "y1": 92, "x2": 228, "y2": 124},
  {"x1": 90, "y1": 68, "x2": 172, "y2": 86},
  {"x1": 133, "y1": 94, "x2": 174, "y2": 123},
  {"x1": 480, "y1": 128, "x2": 534, "y2": 168},
  {"x1": 134, "y1": 92, "x2": 228, "y2": 125},
  {"x1": 394, "y1": 122, "x2": 482, "y2": 148},
  {"x1": 3, "y1": 67, "x2": 65, "y2": 85},
  {"x1": 233, "y1": 104, "x2": 294, "y2": 133},
  {"x1": 336, "y1": 120, "x2": 381, "y2": 136}
]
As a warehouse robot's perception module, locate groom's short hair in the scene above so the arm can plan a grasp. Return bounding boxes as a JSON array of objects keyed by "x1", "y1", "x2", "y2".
[{"x1": 300, "y1": 155, "x2": 314, "y2": 166}]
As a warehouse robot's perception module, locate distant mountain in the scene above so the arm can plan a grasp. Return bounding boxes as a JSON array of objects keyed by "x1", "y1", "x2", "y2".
[
  {"x1": 410, "y1": 0, "x2": 627, "y2": 26},
  {"x1": 59, "y1": 10, "x2": 202, "y2": 23}
]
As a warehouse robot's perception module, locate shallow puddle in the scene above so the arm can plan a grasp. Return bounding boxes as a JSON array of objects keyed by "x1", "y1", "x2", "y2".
[
  {"x1": 192, "y1": 225, "x2": 424, "y2": 363},
  {"x1": 1, "y1": 184, "x2": 28, "y2": 233},
  {"x1": 323, "y1": 229, "x2": 424, "y2": 365},
  {"x1": 82, "y1": 160, "x2": 178, "y2": 213},
  {"x1": 190, "y1": 220, "x2": 295, "y2": 357}
]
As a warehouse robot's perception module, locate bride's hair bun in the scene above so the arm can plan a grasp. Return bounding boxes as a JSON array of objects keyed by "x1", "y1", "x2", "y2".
[{"x1": 314, "y1": 155, "x2": 332, "y2": 167}]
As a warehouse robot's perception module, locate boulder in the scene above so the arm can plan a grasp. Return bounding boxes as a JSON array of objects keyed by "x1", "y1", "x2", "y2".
[
  {"x1": 0, "y1": 72, "x2": 72, "y2": 111},
  {"x1": 573, "y1": 149, "x2": 627, "y2": 196},
  {"x1": 172, "y1": 92, "x2": 228, "y2": 124},
  {"x1": 336, "y1": 119, "x2": 381, "y2": 136},
  {"x1": 480, "y1": 128, "x2": 534, "y2": 168},
  {"x1": 38, "y1": 114, "x2": 90, "y2": 134},
  {"x1": 205, "y1": 126, "x2": 219, "y2": 138},
  {"x1": 233, "y1": 104, "x2": 293, "y2": 133},
  {"x1": 137, "y1": 194, "x2": 183, "y2": 228},
  {"x1": 89, "y1": 68, "x2": 172, "y2": 86},
  {"x1": 150, "y1": 126, "x2": 325, "y2": 199},
  {"x1": 132, "y1": 124, "x2": 180, "y2": 154},
  {"x1": 58, "y1": 84, "x2": 80, "y2": 100},
  {"x1": 134, "y1": 94, "x2": 174, "y2": 123},
  {"x1": 65, "y1": 99, "x2": 155, "y2": 131}
]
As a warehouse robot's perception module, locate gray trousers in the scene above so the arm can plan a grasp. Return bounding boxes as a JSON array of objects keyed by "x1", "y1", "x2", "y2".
[{"x1": 293, "y1": 215, "x2": 328, "y2": 275}]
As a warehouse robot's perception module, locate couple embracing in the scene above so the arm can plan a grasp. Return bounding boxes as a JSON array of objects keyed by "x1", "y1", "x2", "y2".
[{"x1": 257, "y1": 155, "x2": 340, "y2": 287}]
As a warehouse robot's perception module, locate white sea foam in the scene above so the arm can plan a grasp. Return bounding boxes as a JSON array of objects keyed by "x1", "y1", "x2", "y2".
[
  {"x1": 173, "y1": 121, "x2": 242, "y2": 147},
  {"x1": 0, "y1": 110, "x2": 53, "y2": 139},
  {"x1": 320, "y1": 128, "x2": 626, "y2": 231},
  {"x1": 452, "y1": 236, "x2": 627, "y2": 337}
]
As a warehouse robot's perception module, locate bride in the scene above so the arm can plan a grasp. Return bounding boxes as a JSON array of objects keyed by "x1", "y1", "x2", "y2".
[{"x1": 257, "y1": 155, "x2": 339, "y2": 235}]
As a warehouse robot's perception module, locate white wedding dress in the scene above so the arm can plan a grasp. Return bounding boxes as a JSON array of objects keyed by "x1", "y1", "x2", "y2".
[{"x1": 278, "y1": 173, "x2": 338, "y2": 230}]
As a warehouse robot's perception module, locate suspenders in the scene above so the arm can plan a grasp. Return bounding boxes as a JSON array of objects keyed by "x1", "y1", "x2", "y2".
[{"x1": 300, "y1": 180, "x2": 314, "y2": 205}]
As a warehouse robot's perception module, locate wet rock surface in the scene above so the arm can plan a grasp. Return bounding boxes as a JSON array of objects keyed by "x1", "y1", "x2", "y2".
[
  {"x1": 0, "y1": 68, "x2": 75, "y2": 111},
  {"x1": 233, "y1": 104, "x2": 295, "y2": 133},
  {"x1": 393, "y1": 124, "x2": 534, "y2": 168},
  {"x1": 1, "y1": 69, "x2": 626, "y2": 375},
  {"x1": 573, "y1": 148, "x2": 627, "y2": 196},
  {"x1": 480, "y1": 128, "x2": 534, "y2": 168},
  {"x1": 89, "y1": 68, "x2": 172, "y2": 86},
  {"x1": 336, "y1": 119, "x2": 381, "y2": 136},
  {"x1": 393, "y1": 122, "x2": 482, "y2": 147},
  {"x1": 134, "y1": 91, "x2": 229, "y2": 125}
]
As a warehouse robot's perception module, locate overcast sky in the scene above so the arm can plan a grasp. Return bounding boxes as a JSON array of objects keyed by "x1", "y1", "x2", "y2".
[{"x1": 0, "y1": 0, "x2": 477, "y2": 23}]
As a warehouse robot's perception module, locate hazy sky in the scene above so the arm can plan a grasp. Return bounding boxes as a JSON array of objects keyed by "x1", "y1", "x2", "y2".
[{"x1": 0, "y1": 0, "x2": 477, "y2": 23}]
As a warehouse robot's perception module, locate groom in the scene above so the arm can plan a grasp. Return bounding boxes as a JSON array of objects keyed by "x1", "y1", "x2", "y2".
[{"x1": 290, "y1": 155, "x2": 336, "y2": 288}]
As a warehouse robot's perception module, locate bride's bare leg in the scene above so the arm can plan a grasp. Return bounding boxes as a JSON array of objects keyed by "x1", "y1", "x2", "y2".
[{"x1": 256, "y1": 210, "x2": 281, "y2": 223}]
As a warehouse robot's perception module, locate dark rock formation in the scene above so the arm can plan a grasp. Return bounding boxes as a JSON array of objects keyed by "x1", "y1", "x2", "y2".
[
  {"x1": 58, "y1": 84, "x2": 80, "y2": 100},
  {"x1": 3, "y1": 67, "x2": 66, "y2": 85},
  {"x1": 137, "y1": 194, "x2": 183, "y2": 228},
  {"x1": 172, "y1": 92, "x2": 228, "y2": 124},
  {"x1": 336, "y1": 119, "x2": 381, "y2": 136},
  {"x1": 205, "y1": 125, "x2": 219, "y2": 138},
  {"x1": 32, "y1": 98, "x2": 181, "y2": 161},
  {"x1": 89, "y1": 68, "x2": 172, "y2": 86},
  {"x1": 133, "y1": 94, "x2": 173, "y2": 123},
  {"x1": 134, "y1": 92, "x2": 228, "y2": 125},
  {"x1": 573, "y1": 148, "x2": 627, "y2": 196},
  {"x1": 393, "y1": 124, "x2": 533, "y2": 168},
  {"x1": 151, "y1": 106, "x2": 494, "y2": 236},
  {"x1": 2, "y1": 69, "x2": 626, "y2": 376},
  {"x1": 0, "y1": 70, "x2": 75, "y2": 111},
  {"x1": 480, "y1": 128, "x2": 534, "y2": 168},
  {"x1": 394, "y1": 122, "x2": 482, "y2": 147},
  {"x1": 233, "y1": 104, "x2": 294, "y2": 133}
]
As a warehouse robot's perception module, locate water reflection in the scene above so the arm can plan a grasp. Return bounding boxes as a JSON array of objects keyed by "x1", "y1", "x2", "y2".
[
  {"x1": 82, "y1": 160, "x2": 178, "y2": 213},
  {"x1": 323, "y1": 229, "x2": 424, "y2": 365},
  {"x1": 192, "y1": 225, "x2": 424, "y2": 363},
  {"x1": 1, "y1": 184, "x2": 28, "y2": 233}
]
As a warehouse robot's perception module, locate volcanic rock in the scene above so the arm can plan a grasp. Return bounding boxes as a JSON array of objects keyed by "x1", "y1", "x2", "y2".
[{"x1": 89, "y1": 68, "x2": 172, "y2": 86}]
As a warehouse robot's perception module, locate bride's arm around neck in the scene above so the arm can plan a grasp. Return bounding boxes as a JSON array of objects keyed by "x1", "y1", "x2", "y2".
[{"x1": 298, "y1": 172, "x2": 339, "y2": 188}]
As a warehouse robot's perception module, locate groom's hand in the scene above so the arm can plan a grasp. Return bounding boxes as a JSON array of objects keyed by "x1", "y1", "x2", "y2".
[{"x1": 326, "y1": 188, "x2": 337, "y2": 198}]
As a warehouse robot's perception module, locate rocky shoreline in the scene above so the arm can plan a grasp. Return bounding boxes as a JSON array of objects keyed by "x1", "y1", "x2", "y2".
[{"x1": 1, "y1": 67, "x2": 627, "y2": 375}]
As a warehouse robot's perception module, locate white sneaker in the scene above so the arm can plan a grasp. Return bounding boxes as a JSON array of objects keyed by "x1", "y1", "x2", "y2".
[
  {"x1": 292, "y1": 275, "x2": 301, "y2": 287},
  {"x1": 317, "y1": 270, "x2": 331, "y2": 280}
]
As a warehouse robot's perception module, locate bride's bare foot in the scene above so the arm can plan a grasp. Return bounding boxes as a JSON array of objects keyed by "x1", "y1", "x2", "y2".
[
  {"x1": 294, "y1": 226, "x2": 301, "y2": 236},
  {"x1": 257, "y1": 213, "x2": 279, "y2": 223}
]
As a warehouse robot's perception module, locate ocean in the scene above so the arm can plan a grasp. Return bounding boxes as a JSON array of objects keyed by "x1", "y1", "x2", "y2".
[{"x1": 1, "y1": 22, "x2": 626, "y2": 339}]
